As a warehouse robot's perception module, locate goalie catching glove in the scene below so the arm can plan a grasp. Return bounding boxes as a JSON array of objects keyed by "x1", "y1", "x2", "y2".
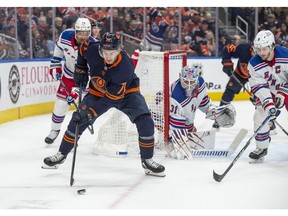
[{"x1": 206, "y1": 104, "x2": 236, "y2": 128}]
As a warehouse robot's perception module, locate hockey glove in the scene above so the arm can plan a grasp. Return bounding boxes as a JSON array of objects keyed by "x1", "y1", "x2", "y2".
[
  {"x1": 72, "y1": 106, "x2": 97, "y2": 125},
  {"x1": 222, "y1": 59, "x2": 233, "y2": 77},
  {"x1": 74, "y1": 64, "x2": 89, "y2": 88},
  {"x1": 49, "y1": 60, "x2": 62, "y2": 80},
  {"x1": 275, "y1": 92, "x2": 286, "y2": 109},
  {"x1": 268, "y1": 107, "x2": 278, "y2": 121},
  {"x1": 66, "y1": 88, "x2": 80, "y2": 106}
]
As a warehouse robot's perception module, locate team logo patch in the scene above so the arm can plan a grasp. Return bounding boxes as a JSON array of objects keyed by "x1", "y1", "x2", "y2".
[{"x1": 8, "y1": 65, "x2": 21, "y2": 104}]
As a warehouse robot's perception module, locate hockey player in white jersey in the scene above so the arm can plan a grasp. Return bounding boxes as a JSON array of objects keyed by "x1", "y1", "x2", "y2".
[
  {"x1": 248, "y1": 30, "x2": 288, "y2": 162},
  {"x1": 45, "y1": 18, "x2": 93, "y2": 144},
  {"x1": 166, "y1": 63, "x2": 236, "y2": 159}
]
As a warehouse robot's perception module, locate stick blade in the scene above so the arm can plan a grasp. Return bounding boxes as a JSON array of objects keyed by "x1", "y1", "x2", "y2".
[
  {"x1": 213, "y1": 170, "x2": 224, "y2": 182},
  {"x1": 70, "y1": 178, "x2": 74, "y2": 187}
]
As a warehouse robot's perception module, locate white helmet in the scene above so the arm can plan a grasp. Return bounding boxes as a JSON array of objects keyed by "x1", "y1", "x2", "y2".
[
  {"x1": 75, "y1": 18, "x2": 91, "y2": 33},
  {"x1": 179, "y1": 64, "x2": 201, "y2": 90},
  {"x1": 253, "y1": 30, "x2": 275, "y2": 50}
]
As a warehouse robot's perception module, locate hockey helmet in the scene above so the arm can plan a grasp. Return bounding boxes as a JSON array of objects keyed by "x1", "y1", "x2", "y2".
[
  {"x1": 253, "y1": 30, "x2": 275, "y2": 50},
  {"x1": 100, "y1": 32, "x2": 121, "y2": 50},
  {"x1": 91, "y1": 21, "x2": 103, "y2": 30},
  {"x1": 75, "y1": 18, "x2": 91, "y2": 33}
]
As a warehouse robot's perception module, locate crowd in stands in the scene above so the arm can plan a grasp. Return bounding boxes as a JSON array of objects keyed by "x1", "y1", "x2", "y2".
[{"x1": 1, "y1": 7, "x2": 288, "y2": 60}]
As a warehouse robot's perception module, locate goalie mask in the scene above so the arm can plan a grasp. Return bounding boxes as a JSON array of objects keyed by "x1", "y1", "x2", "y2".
[
  {"x1": 179, "y1": 64, "x2": 201, "y2": 91},
  {"x1": 206, "y1": 104, "x2": 236, "y2": 128}
]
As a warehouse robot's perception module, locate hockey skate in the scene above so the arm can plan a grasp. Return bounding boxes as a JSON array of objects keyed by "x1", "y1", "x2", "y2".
[
  {"x1": 42, "y1": 151, "x2": 67, "y2": 169},
  {"x1": 212, "y1": 121, "x2": 220, "y2": 129},
  {"x1": 45, "y1": 130, "x2": 60, "y2": 144},
  {"x1": 249, "y1": 148, "x2": 267, "y2": 163},
  {"x1": 141, "y1": 158, "x2": 165, "y2": 177},
  {"x1": 269, "y1": 120, "x2": 277, "y2": 135}
]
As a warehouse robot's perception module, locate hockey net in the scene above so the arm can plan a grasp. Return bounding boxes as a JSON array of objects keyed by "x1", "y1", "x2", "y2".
[{"x1": 93, "y1": 51, "x2": 187, "y2": 156}]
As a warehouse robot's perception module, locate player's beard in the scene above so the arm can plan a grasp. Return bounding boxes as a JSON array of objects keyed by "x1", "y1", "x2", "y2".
[{"x1": 260, "y1": 49, "x2": 274, "y2": 61}]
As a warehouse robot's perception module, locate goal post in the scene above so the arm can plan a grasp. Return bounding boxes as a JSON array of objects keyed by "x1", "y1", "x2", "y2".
[
  {"x1": 163, "y1": 51, "x2": 187, "y2": 144},
  {"x1": 93, "y1": 50, "x2": 187, "y2": 156}
]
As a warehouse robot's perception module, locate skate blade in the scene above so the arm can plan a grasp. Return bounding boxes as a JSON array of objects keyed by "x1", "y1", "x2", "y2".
[
  {"x1": 144, "y1": 169, "x2": 166, "y2": 177},
  {"x1": 211, "y1": 127, "x2": 220, "y2": 131},
  {"x1": 249, "y1": 157, "x2": 265, "y2": 164},
  {"x1": 41, "y1": 164, "x2": 59, "y2": 169}
]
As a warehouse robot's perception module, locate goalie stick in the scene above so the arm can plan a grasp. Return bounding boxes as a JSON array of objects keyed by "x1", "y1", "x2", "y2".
[
  {"x1": 213, "y1": 110, "x2": 280, "y2": 182},
  {"x1": 191, "y1": 128, "x2": 248, "y2": 158}
]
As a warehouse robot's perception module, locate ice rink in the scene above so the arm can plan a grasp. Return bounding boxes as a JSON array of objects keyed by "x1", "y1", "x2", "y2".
[{"x1": 0, "y1": 101, "x2": 288, "y2": 212}]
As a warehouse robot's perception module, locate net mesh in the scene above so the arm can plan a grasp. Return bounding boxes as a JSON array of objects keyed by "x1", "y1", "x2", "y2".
[{"x1": 93, "y1": 51, "x2": 186, "y2": 156}]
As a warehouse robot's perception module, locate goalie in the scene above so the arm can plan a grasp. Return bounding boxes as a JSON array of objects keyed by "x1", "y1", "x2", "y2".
[{"x1": 151, "y1": 63, "x2": 236, "y2": 159}]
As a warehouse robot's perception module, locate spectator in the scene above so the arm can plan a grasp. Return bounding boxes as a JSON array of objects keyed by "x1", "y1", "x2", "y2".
[
  {"x1": 166, "y1": 24, "x2": 179, "y2": 44},
  {"x1": 37, "y1": 16, "x2": 51, "y2": 41},
  {"x1": 2, "y1": 15, "x2": 15, "y2": 35},
  {"x1": 204, "y1": 12, "x2": 215, "y2": 33},
  {"x1": 275, "y1": 22, "x2": 288, "y2": 47},
  {"x1": 103, "y1": 8, "x2": 122, "y2": 33},
  {"x1": 261, "y1": 13, "x2": 278, "y2": 34},
  {"x1": 32, "y1": 28, "x2": 49, "y2": 58},
  {"x1": 232, "y1": 34, "x2": 241, "y2": 46},
  {"x1": 121, "y1": 13, "x2": 131, "y2": 34},
  {"x1": 64, "y1": 13, "x2": 78, "y2": 29},
  {"x1": 142, "y1": 7, "x2": 172, "y2": 51},
  {"x1": 273, "y1": 7, "x2": 286, "y2": 23},
  {"x1": 54, "y1": 17, "x2": 64, "y2": 40},
  {"x1": 126, "y1": 19, "x2": 142, "y2": 39},
  {"x1": 206, "y1": 30, "x2": 216, "y2": 56},
  {"x1": 218, "y1": 35, "x2": 229, "y2": 56},
  {"x1": 16, "y1": 8, "x2": 29, "y2": 51},
  {"x1": 6, "y1": 25, "x2": 29, "y2": 59}
]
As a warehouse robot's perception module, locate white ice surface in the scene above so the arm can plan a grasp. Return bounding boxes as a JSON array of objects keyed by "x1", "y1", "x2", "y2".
[{"x1": 0, "y1": 101, "x2": 287, "y2": 214}]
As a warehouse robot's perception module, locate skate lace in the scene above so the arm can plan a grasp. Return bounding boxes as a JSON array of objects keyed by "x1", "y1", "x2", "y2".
[
  {"x1": 145, "y1": 159, "x2": 160, "y2": 169},
  {"x1": 254, "y1": 148, "x2": 264, "y2": 154},
  {"x1": 48, "y1": 130, "x2": 60, "y2": 139},
  {"x1": 50, "y1": 152, "x2": 64, "y2": 162}
]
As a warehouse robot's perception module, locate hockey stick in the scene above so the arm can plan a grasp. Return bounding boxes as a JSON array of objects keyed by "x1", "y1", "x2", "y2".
[
  {"x1": 274, "y1": 120, "x2": 288, "y2": 136},
  {"x1": 70, "y1": 85, "x2": 83, "y2": 187},
  {"x1": 192, "y1": 128, "x2": 248, "y2": 158},
  {"x1": 231, "y1": 73, "x2": 252, "y2": 96},
  {"x1": 59, "y1": 79, "x2": 94, "y2": 135},
  {"x1": 213, "y1": 110, "x2": 280, "y2": 182}
]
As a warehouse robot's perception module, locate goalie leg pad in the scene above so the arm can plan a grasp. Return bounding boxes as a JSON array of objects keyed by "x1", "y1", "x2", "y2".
[{"x1": 169, "y1": 129, "x2": 193, "y2": 160}]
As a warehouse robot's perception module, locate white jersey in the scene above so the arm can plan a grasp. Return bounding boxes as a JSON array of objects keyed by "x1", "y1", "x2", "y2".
[
  {"x1": 248, "y1": 45, "x2": 288, "y2": 110},
  {"x1": 51, "y1": 29, "x2": 94, "y2": 80},
  {"x1": 169, "y1": 76, "x2": 212, "y2": 132}
]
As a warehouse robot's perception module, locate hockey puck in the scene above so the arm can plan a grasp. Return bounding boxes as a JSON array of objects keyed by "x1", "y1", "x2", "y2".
[{"x1": 77, "y1": 189, "x2": 86, "y2": 195}]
